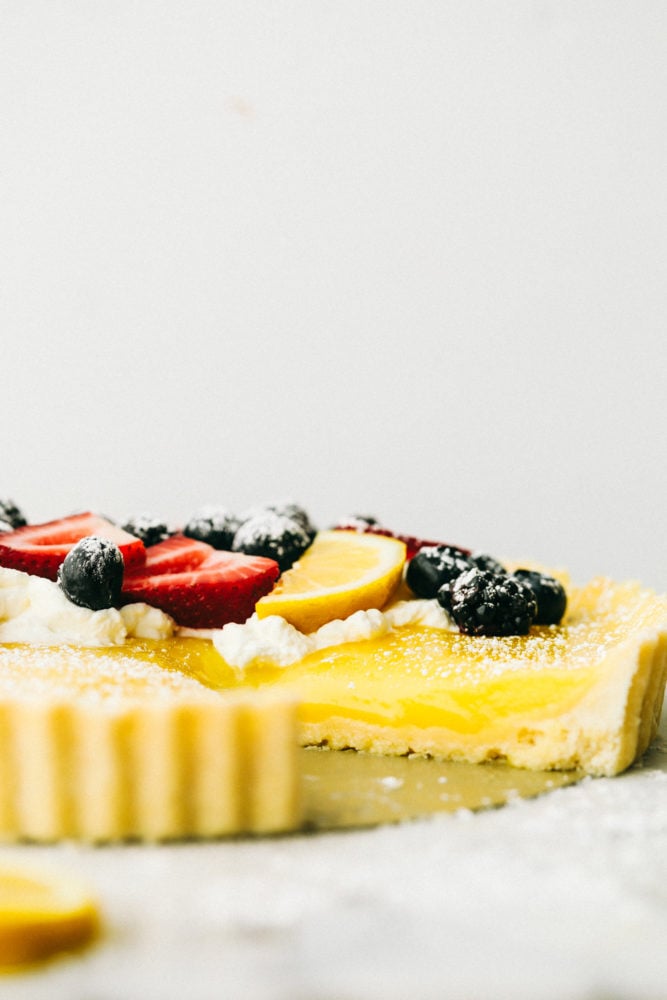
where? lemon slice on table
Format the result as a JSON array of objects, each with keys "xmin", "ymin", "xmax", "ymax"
[
  {"xmin": 255, "ymin": 530, "xmax": 406, "ymax": 633},
  {"xmin": 0, "ymin": 866, "xmax": 99, "ymax": 968}
]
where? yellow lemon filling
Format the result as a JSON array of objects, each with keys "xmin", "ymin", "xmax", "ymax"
[{"xmin": 206, "ymin": 576, "xmax": 667, "ymax": 776}]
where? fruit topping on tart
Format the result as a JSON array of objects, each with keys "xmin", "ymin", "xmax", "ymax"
[{"xmin": 0, "ymin": 513, "xmax": 145, "ymax": 580}]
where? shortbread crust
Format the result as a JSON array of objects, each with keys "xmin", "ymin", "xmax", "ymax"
[{"xmin": 0, "ymin": 642, "xmax": 300, "ymax": 842}]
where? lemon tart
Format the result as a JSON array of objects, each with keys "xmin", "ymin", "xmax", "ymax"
[{"xmin": 0, "ymin": 502, "xmax": 665, "ymax": 842}]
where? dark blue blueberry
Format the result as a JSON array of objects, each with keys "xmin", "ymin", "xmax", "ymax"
[
  {"xmin": 57, "ymin": 536, "xmax": 124, "ymax": 611},
  {"xmin": 0, "ymin": 500, "xmax": 27, "ymax": 529},
  {"xmin": 512, "ymin": 570, "xmax": 567, "ymax": 625},
  {"xmin": 406, "ymin": 545, "xmax": 474, "ymax": 599},
  {"xmin": 183, "ymin": 506, "xmax": 240, "ymax": 550},
  {"xmin": 232, "ymin": 512, "xmax": 311, "ymax": 572},
  {"xmin": 121, "ymin": 513, "xmax": 175, "ymax": 548}
]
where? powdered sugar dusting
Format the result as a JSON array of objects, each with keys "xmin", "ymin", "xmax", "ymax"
[{"xmin": 0, "ymin": 643, "xmax": 219, "ymax": 708}]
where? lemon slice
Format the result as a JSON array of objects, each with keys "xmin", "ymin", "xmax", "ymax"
[
  {"xmin": 255, "ymin": 530, "xmax": 406, "ymax": 633},
  {"xmin": 0, "ymin": 866, "xmax": 99, "ymax": 967}
]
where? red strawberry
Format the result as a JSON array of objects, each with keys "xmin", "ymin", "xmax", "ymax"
[
  {"xmin": 124, "ymin": 534, "xmax": 212, "ymax": 578},
  {"xmin": 332, "ymin": 518, "xmax": 470, "ymax": 560},
  {"xmin": 0, "ymin": 512, "xmax": 146, "ymax": 581},
  {"xmin": 122, "ymin": 543, "xmax": 280, "ymax": 628}
]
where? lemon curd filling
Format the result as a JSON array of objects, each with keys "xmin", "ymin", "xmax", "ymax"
[{"xmin": 202, "ymin": 576, "xmax": 667, "ymax": 776}]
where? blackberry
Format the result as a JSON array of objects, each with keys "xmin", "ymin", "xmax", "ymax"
[
  {"xmin": 183, "ymin": 506, "xmax": 240, "ymax": 550},
  {"xmin": 470, "ymin": 552, "xmax": 506, "ymax": 575},
  {"xmin": 446, "ymin": 568, "xmax": 537, "ymax": 637},
  {"xmin": 232, "ymin": 512, "xmax": 311, "ymax": 572},
  {"xmin": 512, "ymin": 569, "xmax": 567, "ymax": 625},
  {"xmin": 406, "ymin": 545, "xmax": 472, "ymax": 599},
  {"xmin": 0, "ymin": 499, "xmax": 27, "ymax": 529},
  {"xmin": 121, "ymin": 513, "xmax": 175, "ymax": 548},
  {"xmin": 57, "ymin": 536, "xmax": 124, "ymax": 611}
]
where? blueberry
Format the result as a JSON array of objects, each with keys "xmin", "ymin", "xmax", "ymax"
[
  {"xmin": 240, "ymin": 501, "xmax": 316, "ymax": 542},
  {"xmin": 183, "ymin": 506, "xmax": 240, "ymax": 550},
  {"xmin": 58, "ymin": 536, "xmax": 124, "ymax": 611},
  {"xmin": 232, "ymin": 512, "xmax": 311, "ymax": 572},
  {"xmin": 445, "ymin": 568, "xmax": 537, "ymax": 636},
  {"xmin": 0, "ymin": 500, "xmax": 27, "ymax": 529},
  {"xmin": 512, "ymin": 569, "xmax": 567, "ymax": 625},
  {"xmin": 121, "ymin": 513, "xmax": 175, "ymax": 548},
  {"xmin": 406, "ymin": 545, "xmax": 474, "ymax": 599}
]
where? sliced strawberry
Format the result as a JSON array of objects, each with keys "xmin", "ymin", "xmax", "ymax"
[
  {"xmin": 370, "ymin": 528, "xmax": 471, "ymax": 560},
  {"xmin": 122, "ymin": 549, "xmax": 280, "ymax": 628},
  {"xmin": 124, "ymin": 534, "xmax": 213, "ymax": 579},
  {"xmin": 332, "ymin": 518, "xmax": 470, "ymax": 560},
  {"xmin": 0, "ymin": 513, "xmax": 146, "ymax": 581}
]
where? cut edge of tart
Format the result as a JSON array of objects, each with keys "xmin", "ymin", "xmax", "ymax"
[
  {"xmin": 0, "ymin": 642, "xmax": 301, "ymax": 842},
  {"xmin": 213, "ymin": 577, "xmax": 667, "ymax": 778}
]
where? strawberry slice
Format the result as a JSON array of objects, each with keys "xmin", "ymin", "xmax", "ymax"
[
  {"xmin": 124, "ymin": 534, "xmax": 212, "ymax": 578},
  {"xmin": 0, "ymin": 513, "xmax": 146, "ymax": 581},
  {"xmin": 332, "ymin": 518, "xmax": 470, "ymax": 560},
  {"xmin": 122, "ymin": 543, "xmax": 280, "ymax": 628}
]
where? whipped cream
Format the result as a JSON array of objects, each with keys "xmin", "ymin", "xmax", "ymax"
[
  {"xmin": 212, "ymin": 599, "xmax": 454, "ymax": 673},
  {"xmin": 0, "ymin": 567, "xmax": 174, "ymax": 645}
]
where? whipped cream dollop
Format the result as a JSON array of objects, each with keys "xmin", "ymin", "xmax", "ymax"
[
  {"xmin": 0, "ymin": 567, "xmax": 174, "ymax": 645},
  {"xmin": 212, "ymin": 599, "xmax": 454, "ymax": 673}
]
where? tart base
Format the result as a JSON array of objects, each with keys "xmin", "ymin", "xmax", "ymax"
[{"xmin": 0, "ymin": 643, "xmax": 301, "ymax": 842}]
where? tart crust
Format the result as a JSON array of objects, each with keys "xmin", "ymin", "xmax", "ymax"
[{"xmin": 0, "ymin": 643, "xmax": 300, "ymax": 842}]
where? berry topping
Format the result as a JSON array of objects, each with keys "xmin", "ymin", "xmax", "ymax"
[
  {"xmin": 333, "ymin": 514, "xmax": 381, "ymax": 531},
  {"xmin": 405, "ymin": 545, "xmax": 473, "ymax": 599},
  {"xmin": 0, "ymin": 513, "xmax": 145, "ymax": 581},
  {"xmin": 470, "ymin": 552, "xmax": 506, "ymax": 575},
  {"xmin": 512, "ymin": 569, "xmax": 567, "ymax": 625},
  {"xmin": 122, "ymin": 539, "xmax": 280, "ymax": 628},
  {"xmin": 120, "ymin": 514, "xmax": 175, "ymax": 548},
  {"xmin": 332, "ymin": 516, "xmax": 469, "ymax": 560},
  {"xmin": 0, "ymin": 499, "xmax": 27, "ymax": 530},
  {"xmin": 232, "ymin": 513, "xmax": 311, "ymax": 572},
  {"xmin": 183, "ymin": 506, "xmax": 240, "ymax": 550},
  {"xmin": 443, "ymin": 568, "xmax": 537, "ymax": 636},
  {"xmin": 240, "ymin": 501, "xmax": 316, "ymax": 542},
  {"xmin": 57, "ymin": 536, "xmax": 125, "ymax": 611},
  {"xmin": 127, "ymin": 533, "xmax": 212, "ymax": 575}
]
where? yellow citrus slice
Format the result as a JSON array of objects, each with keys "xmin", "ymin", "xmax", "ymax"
[
  {"xmin": 0, "ymin": 866, "xmax": 99, "ymax": 967},
  {"xmin": 255, "ymin": 530, "xmax": 406, "ymax": 633}
]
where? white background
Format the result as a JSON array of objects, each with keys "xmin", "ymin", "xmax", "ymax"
[{"xmin": 2, "ymin": 1, "xmax": 666, "ymax": 589}]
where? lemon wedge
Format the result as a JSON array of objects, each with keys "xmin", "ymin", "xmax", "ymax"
[
  {"xmin": 0, "ymin": 866, "xmax": 99, "ymax": 967},
  {"xmin": 255, "ymin": 530, "xmax": 406, "ymax": 633}
]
